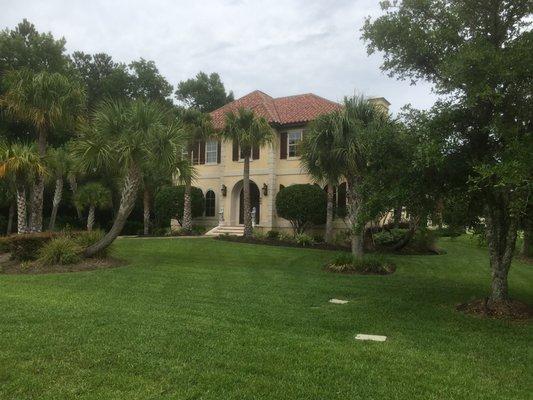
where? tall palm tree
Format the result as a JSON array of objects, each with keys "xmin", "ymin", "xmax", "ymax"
[
  {"xmin": 0, "ymin": 142, "xmax": 47, "ymax": 234},
  {"xmin": 331, "ymin": 95, "xmax": 390, "ymax": 258},
  {"xmin": 178, "ymin": 108, "xmax": 213, "ymax": 234},
  {"xmin": 219, "ymin": 108, "xmax": 274, "ymax": 237},
  {"xmin": 74, "ymin": 182, "xmax": 112, "ymax": 231},
  {"xmin": 300, "ymin": 113, "xmax": 344, "ymax": 244},
  {"xmin": 46, "ymin": 146, "xmax": 71, "ymax": 231},
  {"xmin": 1, "ymin": 69, "xmax": 85, "ymax": 232},
  {"xmin": 72, "ymin": 99, "xmax": 187, "ymax": 256}
]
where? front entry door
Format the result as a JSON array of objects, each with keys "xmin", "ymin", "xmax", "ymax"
[{"xmin": 239, "ymin": 184, "xmax": 260, "ymax": 224}]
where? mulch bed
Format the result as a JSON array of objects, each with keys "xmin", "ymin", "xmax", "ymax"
[
  {"xmin": 324, "ymin": 263, "xmax": 397, "ymax": 275},
  {"xmin": 0, "ymin": 253, "xmax": 126, "ymax": 275},
  {"xmin": 456, "ymin": 298, "xmax": 532, "ymax": 321}
]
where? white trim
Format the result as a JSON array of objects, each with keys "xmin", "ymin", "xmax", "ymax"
[{"xmin": 287, "ymin": 129, "xmax": 303, "ymax": 158}]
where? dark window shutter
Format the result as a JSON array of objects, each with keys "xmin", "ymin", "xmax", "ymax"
[
  {"xmin": 217, "ymin": 141, "xmax": 221, "ymax": 164},
  {"xmin": 280, "ymin": 132, "xmax": 287, "ymax": 159},
  {"xmin": 252, "ymin": 145, "xmax": 259, "ymax": 160},
  {"xmin": 199, "ymin": 141, "xmax": 206, "ymax": 164},
  {"xmin": 191, "ymin": 142, "xmax": 198, "ymax": 164},
  {"xmin": 232, "ymin": 140, "xmax": 239, "ymax": 161}
]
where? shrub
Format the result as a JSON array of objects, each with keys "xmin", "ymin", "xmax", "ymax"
[
  {"xmin": 154, "ymin": 186, "xmax": 205, "ymax": 228},
  {"xmin": 0, "ymin": 237, "xmax": 8, "ymax": 254},
  {"xmin": 191, "ymin": 225, "xmax": 207, "ymax": 235},
  {"xmin": 74, "ymin": 230, "xmax": 110, "ymax": 258},
  {"xmin": 253, "ymin": 230, "xmax": 268, "ymax": 240},
  {"xmin": 410, "ymin": 229, "xmax": 437, "ymax": 252},
  {"xmin": 295, "ymin": 233, "xmax": 315, "ymax": 247},
  {"xmin": 275, "ymin": 184, "xmax": 326, "ymax": 234},
  {"xmin": 312, "ymin": 233, "xmax": 324, "ymax": 243},
  {"xmin": 327, "ymin": 253, "xmax": 395, "ymax": 275},
  {"xmin": 333, "ymin": 230, "xmax": 350, "ymax": 246},
  {"xmin": 266, "ymin": 230, "xmax": 279, "ymax": 240},
  {"xmin": 38, "ymin": 237, "xmax": 82, "ymax": 266},
  {"xmin": 4, "ymin": 232, "xmax": 59, "ymax": 261},
  {"xmin": 277, "ymin": 231, "xmax": 293, "ymax": 242}
]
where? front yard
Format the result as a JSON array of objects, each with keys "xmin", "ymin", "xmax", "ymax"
[{"xmin": 0, "ymin": 237, "xmax": 531, "ymax": 399}]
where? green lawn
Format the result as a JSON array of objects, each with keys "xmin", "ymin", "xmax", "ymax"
[{"xmin": 0, "ymin": 237, "xmax": 531, "ymax": 399}]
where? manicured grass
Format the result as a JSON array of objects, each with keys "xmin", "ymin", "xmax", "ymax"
[{"xmin": 0, "ymin": 236, "xmax": 531, "ymax": 399}]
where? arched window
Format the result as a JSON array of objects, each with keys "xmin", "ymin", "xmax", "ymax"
[{"xmin": 205, "ymin": 190, "xmax": 216, "ymax": 217}]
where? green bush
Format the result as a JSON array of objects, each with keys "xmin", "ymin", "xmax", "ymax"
[
  {"xmin": 4, "ymin": 232, "xmax": 59, "ymax": 261},
  {"xmin": 411, "ymin": 229, "xmax": 437, "ymax": 252},
  {"xmin": 277, "ymin": 231, "xmax": 294, "ymax": 242},
  {"xmin": 312, "ymin": 233, "xmax": 324, "ymax": 243},
  {"xmin": 74, "ymin": 230, "xmax": 110, "ymax": 258},
  {"xmin": 0, "ymin": 237, "xmax": 8, "ymax": 254},
  {"xmin": 191, "ymin": 225, "xmax": 207, "ymax": 235},
  {"xmin": 294, "ymin": 233, "xmax": 315, "ymax": 247},
  {"xmin": 275, "ymin": 184, "xmax": 326, "ymax": 234},
  {"xmin": 253, "ymin": 230, "xmax": 268, "ymax": 240},
  {"xmin": 266, "ymin": 230, "xmax": 279, "ymax": 240},
  {"xmin": 327, "ymin": 253, "xmax": 395, "ymax": 275},
  {"xmin": 38, "ymin": 237, "xmax": 82, "ymax": 266},
  {"xmin": 154, "ymin": 186, "xmax": 205, "ymax": 228},
  {"xmin": 333, "ymin": 230, "xmax": 350, "ymax": 246}
]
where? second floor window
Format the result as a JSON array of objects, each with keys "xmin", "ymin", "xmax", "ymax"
[
  {"xmin": 288, "ymin": 130, "xmax": 302, "ymax": 158},
  {"xmin": 206, "ymin": 140, "xmax": 218, "ymax": 164}
]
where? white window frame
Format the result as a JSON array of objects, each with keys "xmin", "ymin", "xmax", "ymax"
[
  {"xmin": 287, "ymin": 129, "xmax": 303, "ymax": 159},
  {"xmin": 238, "ymin": 145, "xmax": 255, "ymax": 162},
  {"xmin": 205, "ymin": 140, "xmax": 218, "ymax": 164}
]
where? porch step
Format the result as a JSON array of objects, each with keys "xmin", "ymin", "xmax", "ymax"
[{"xmin": 205, "ymin": 225, "xmax": 245, "ymax": 237}]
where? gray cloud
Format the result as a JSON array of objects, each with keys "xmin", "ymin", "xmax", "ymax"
[{"xmin": 1, "ymin": 0, "xmax": 438, "ymax": 113}]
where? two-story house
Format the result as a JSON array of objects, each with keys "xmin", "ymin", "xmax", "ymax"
[{"xmin": 183, "ymin": 90, "xmax": 390, "ymax": 235}]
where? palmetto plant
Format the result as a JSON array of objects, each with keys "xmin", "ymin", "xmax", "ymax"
[
  {"xmin": 300, "ymin": 113, "xmax": 344, "ymax": 244},
  {"xmin": 74, "ymin": 182, "xmax": 112, "ymax": 231},
  {"xmin": 46, "ymin": 146, "xmax": 71, "ymax": 231},
  {"xmin": 0, "ymin": 69, "xmax": 85, "ymax": 232},
  {"xmin": 72, "ymin": 99, "xmax": 187, "ymax": 256},
  {"xmin": 0, "ymin": 142, "xmax": 47, "ymax": 234},
  {"xmin": 219, "ymin": 108, "xmax": 274, "ymax": 237},
  {"xmin": 178, "ymin": 108, "xmax": 213, "ymax": 234}
]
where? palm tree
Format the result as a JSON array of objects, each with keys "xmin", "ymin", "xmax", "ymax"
[
  {"xmin": 300, "ymin": 113, "xmax": 344, "ymax": 244},
  {"xmin": 0, "ymin": 142, "xmax": 47, "ymax": 234},
  {"xmin": 178, "ymin": 108, "xmax": 213, "ymax": 234},
  {"xmin": 0, "ymin": 69, "xmax": 85, "ymax": 232},
  {"xmin": 46, "ymin": 147, "xmax": 71, "ymax": 231},
  {"xmin": 74, "ymin": 182, "xmax": 112, "ymax": 231},
  {"xmin": 72, "ymin": 99, "xmax": 187, "ymax": 256},
  {"xmin": 331, "ymin": 95, "xmax": 390, "ymax": 258},
  {"xmin": 219, "ymin": 108, "xmax": 274, "ymax": 237}
]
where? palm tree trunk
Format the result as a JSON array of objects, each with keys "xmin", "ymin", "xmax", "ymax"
[
  {"xmin": 87, "ymin": 205, "xmax": 95, "ymax": 231},
  {"xmin": 143, "ymin": 188, "xmax": 150, "ymax": 235},
  {"xmin": 84, "ymin": 164, "xmax": 141, "ymax": 257},
  {"xmin": 16, "ymin": 187, "xmax": 27, "ymax": 234},
  {"xmin": 7, "ymin": 201, "xmax": 15, "ymax": 235},
  {"xmin": 182, "ymin": 180, "xmax": 192, "ymax": 233},
  {"xmin": 346, "ymin": 179, "xmax": 364, "ymax": 258},
  {"xmin": 68, "ymin": 175, "xmax": 83, "ymax": 221},
  {"xmin": 48, "ymin": 177, "xmax": 63, "ymax": 231},
  {"xmin": 28, "ymin": 177, "xmax": 44, "ymax": 232},
  {"xmin": 29, "ymin": 128, "xmax": 47, "ymax": 233},
  {"xmin": 485, "ymin": 203, "xmax": 519, "ymax": 303},
  {"xmin": 243, "ymin": 155, "xmax": 252, "ymax": 237},
  {"xmin": 325, "ymin": 184, "xmax": 334, "ymax": 244}
]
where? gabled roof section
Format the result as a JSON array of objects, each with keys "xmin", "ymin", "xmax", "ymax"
[{"xmin": 210, "ymin": 90, "xmax": 342, "ymax": 130}]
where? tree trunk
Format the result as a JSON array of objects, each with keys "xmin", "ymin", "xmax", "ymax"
[
  {"xmin": 84, "ymin": 164, "xmax": 141, "ymax": 257},
  {"xmin": 16, "ymin": 187, "xmax": 27, "ymax": 234},
  {"xmin": 243, "ymin": 155, "xmax": 252, "ymax": 237},
  {"xmin": 7, "ymin": 201, "xmax": 14, "ymax": 235},
  {"xmin": 522, "ymin": 206, "xmax": 532, "ymax": 258},
  {"xmin": 392, "ymin": 215, "xmax": 420, "ymax": 251},
  {"xmin": 48, "ymin": 177, "xmax": 63, "ymax": 231},
  {"xmin": 182, "ymin": 180, "xmax": 192, "ymax": 233},
  {"xmin": 87, "ymin": 205, "xmax": 95, "ymax": 231},
  {"xmin": 346, "ymin": 179, "xmax": 364, "ymax": 258},
  {"xmin": 485, "ymin": 204, "xmax": 518, "ymax": 303},
  {"xmin": 29, "ymin": 128, "xmax": 47, "ymax": 233},
  {"xmin": 68, "ymin": 175, "xmax": 83, "ymax": 221},
  {"xmin": 325, "ymin": 184, "xmax": 334, "ymax": 244},
  {"xmin": 393, "ymin": 206, "xmax": 402, "ymax": 228},
  {"xmin": 143, "ymin": 188, "xmax": 150, "ymax": 235}
]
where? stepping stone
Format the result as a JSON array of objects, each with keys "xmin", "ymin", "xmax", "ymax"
[
  {"xmin": 329, "ymin": 299, "xmax": 349, "ymax": 304},
  {"xmin": 355, "ymin": 334, "xmax": 387, "ymax": 342}
]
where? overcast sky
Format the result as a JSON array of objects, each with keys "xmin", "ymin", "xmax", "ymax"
[{"xmin": 2, "ymin": 0, "xmax": 438, "ymax": 114}]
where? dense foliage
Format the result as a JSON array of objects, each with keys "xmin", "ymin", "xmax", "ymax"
[
  {"xmin": 154, "ymin": 186, "xmax": 205, "ymax": 227},
  {"xmin": 275, "ymin": 184, "xmax": 327, "ymax": 234}
]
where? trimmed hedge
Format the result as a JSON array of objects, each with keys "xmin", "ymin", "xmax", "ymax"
[
  {"xmin": 154, "ymin": 185, "xmax": 205, "ymax": 228},
  {"xmin": 275, "ymin": 184, "xmax": 326, "ymax": 234},
  {"xmin": 4, "ymin": 232, "xmax": 60, "ymax": 261}
]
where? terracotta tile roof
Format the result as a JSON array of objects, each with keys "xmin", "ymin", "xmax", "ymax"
[{"xmin": 210, "ymin": 90, "xmax": 342, "ymax": 130}]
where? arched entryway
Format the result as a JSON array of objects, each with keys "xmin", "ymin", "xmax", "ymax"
[{"xmin": 239, "ymin": 182, "xmax": 260, "ymax": 224}]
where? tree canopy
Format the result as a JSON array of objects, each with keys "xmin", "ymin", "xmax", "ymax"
[{"xmin": 175, "ymin": 71, "xmax": 234, "ymax": 112}]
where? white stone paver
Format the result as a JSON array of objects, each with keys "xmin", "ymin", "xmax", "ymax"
[
  {"xmin": 355, "ymin": 334, "xmax": 387, "ymax": 342},
  {"xmin": 329, "ymin": 299, "xmax": 349, "ymax": 304}
]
